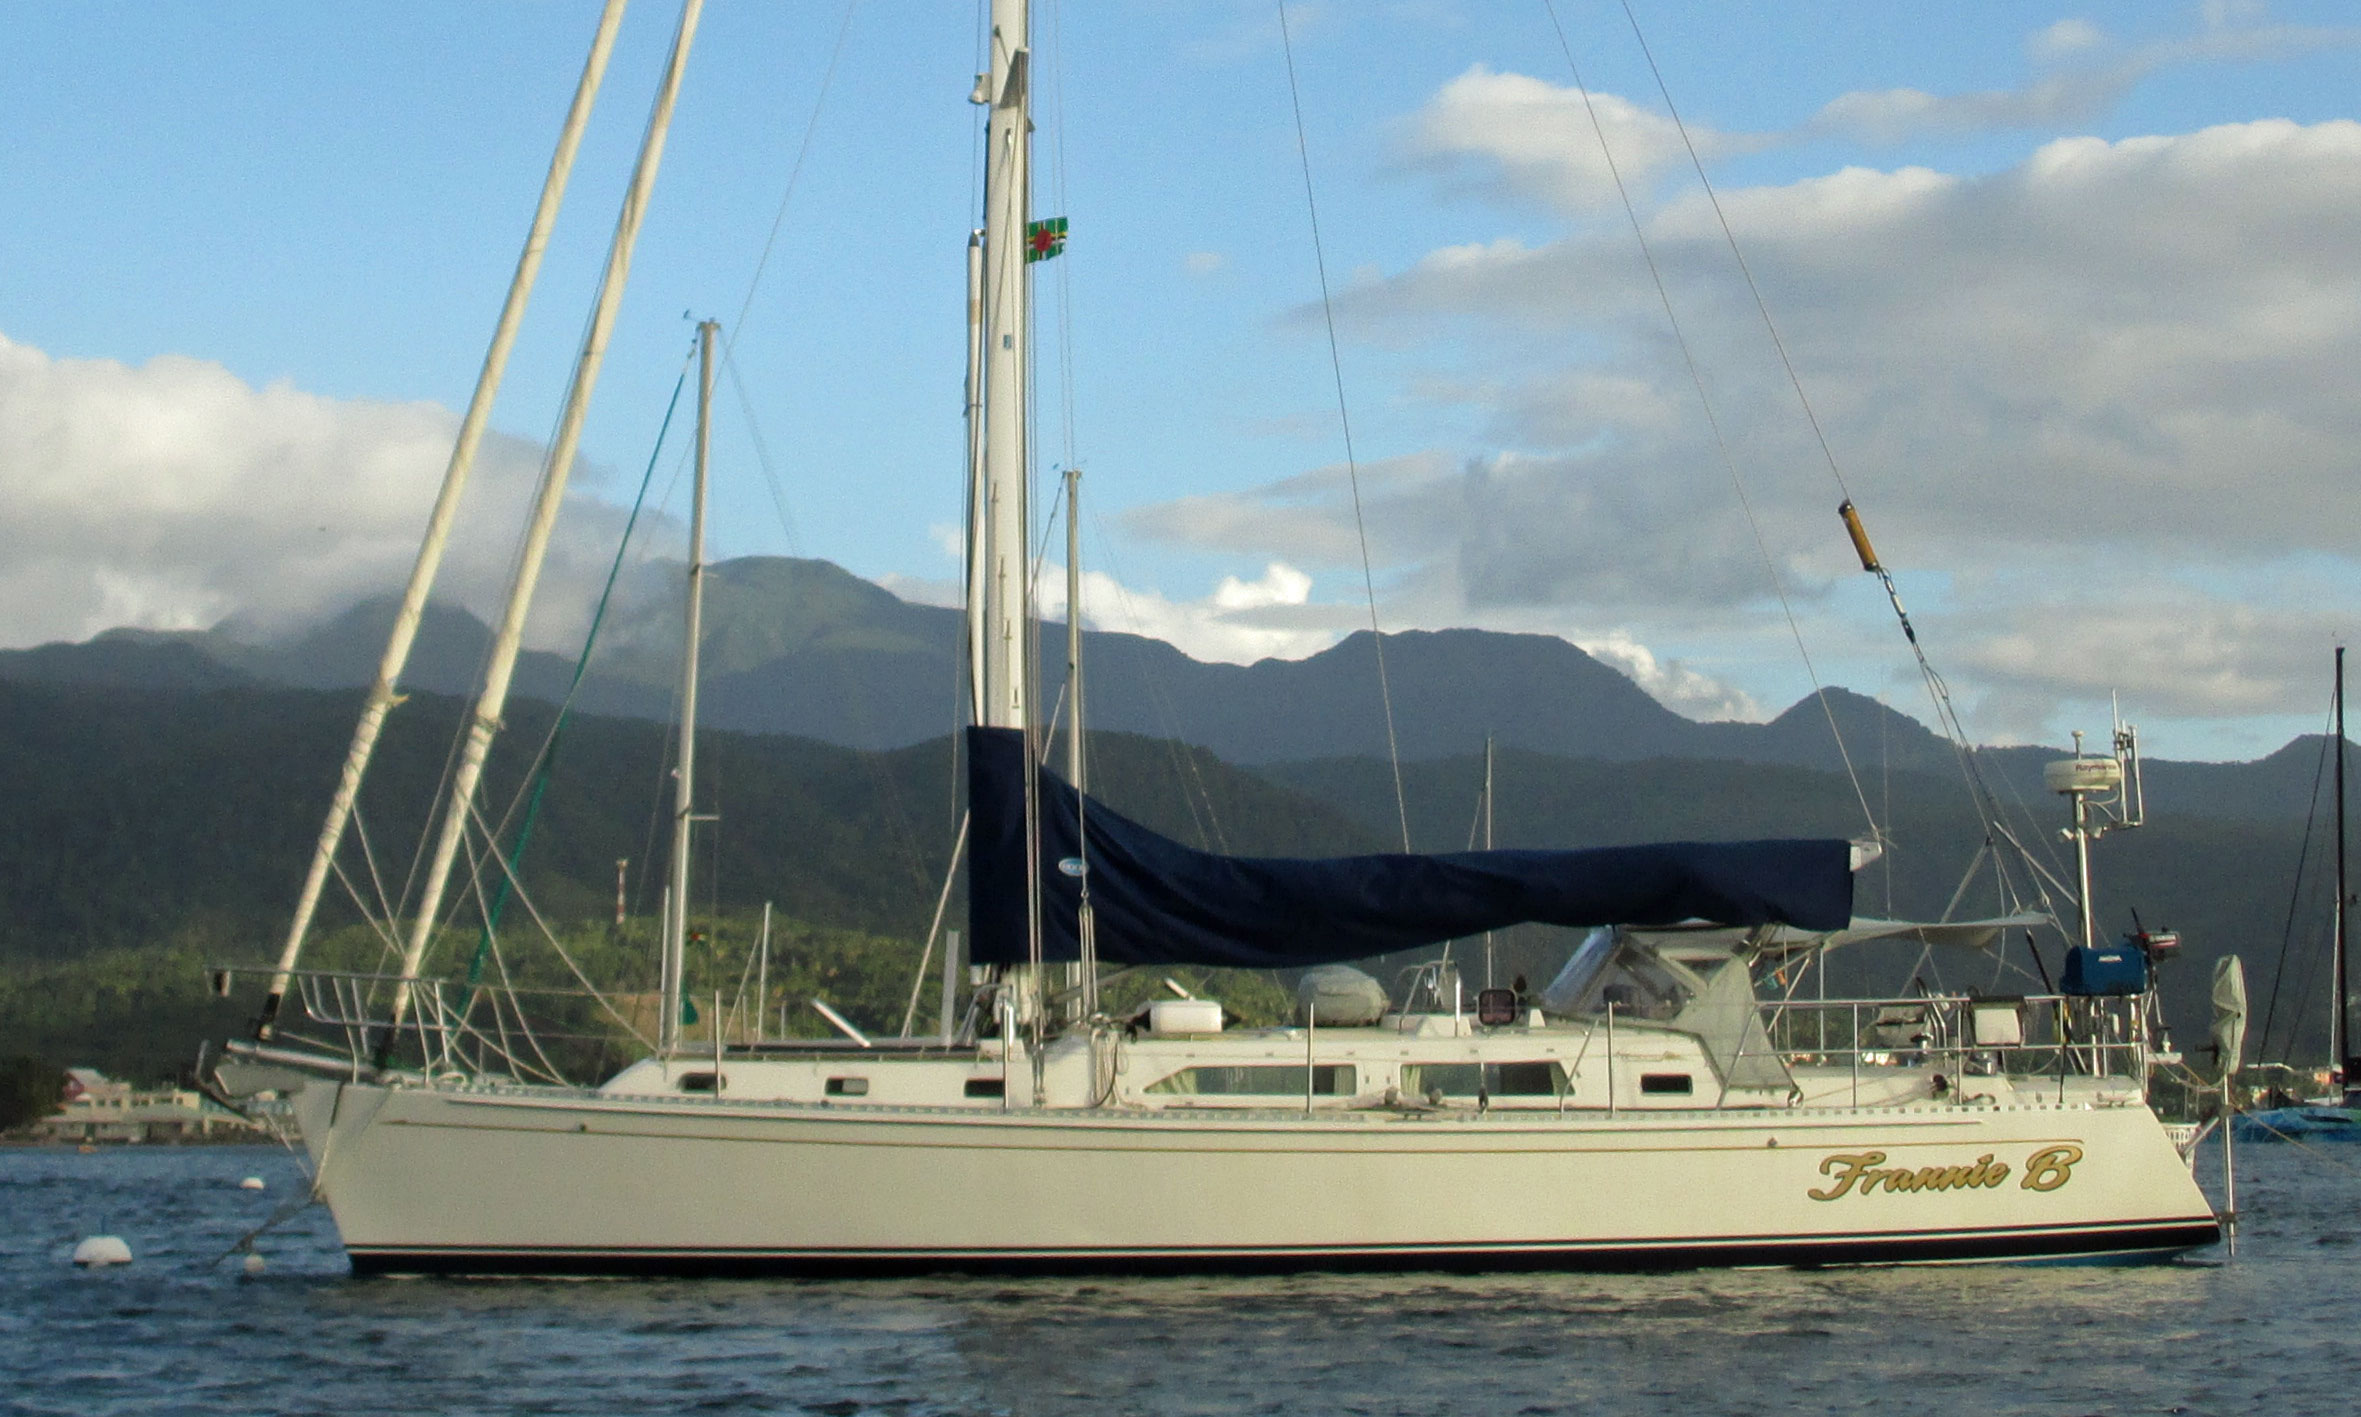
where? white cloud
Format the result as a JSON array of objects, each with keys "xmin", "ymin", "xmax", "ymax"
[
  {"xmin": 2030, "ymin": 19, "xmax": 2107, "ymax": 63},
  {"xmin": 1123, "ymin": 451, "xmax": 1459, "ymax": 573},
  {"xmin": 1126, "ymin": 113, "xmax": 2361, "ymax": 738},
  {"xmin": 1812, "ymin": 13, "xmax": 2361, "ymax": 143},
  {"xmin": 1184, "ymin": 251, "xmax": 1226, "ymax": 275},
  {"xmin": 1573, "ymin": 629, "xmax": 1765, "ymax": 722},
  {"xmin": 1057, "ymin": 561, "xmax": 1342, "ymax": 664},
  {"xmin": 2203, "ymin": 0, "xmax": 2267, "ymax": 30},
  {"xmin": 0, "ymin": 333, "xmax": 638, "ymax": 650},
  {"xmin": 883, "ymin": 559, "xmax": 1345, "ymax": 666},
  {"xmin": 1404, "ymin": 67, "xmax": 1761, "ymax": 213},
  {"xmin": 1809, "ymin": 76, "xmax": 2130, "ymax": 145},
  {"xmin": 1942, "ymin": 583, "xmax": 2356, "ymax": 737}
]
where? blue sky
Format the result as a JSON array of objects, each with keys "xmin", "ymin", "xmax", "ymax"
[{"xmin": 2, "ymin": 1, "xmax": 2357, "ymax": 763}]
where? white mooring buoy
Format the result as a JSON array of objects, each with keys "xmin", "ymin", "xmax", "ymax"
[
  {"xmin": 238, "ymin": 1177, "xmax": 265, "ymax": 1192},
  {"xmin": 241, "ymin": 1252, "xmax": 267, "ymax": 1276},
  {"xmin": 72, "ymin": 1235, "xmax": 133, "ymax": 1268}
]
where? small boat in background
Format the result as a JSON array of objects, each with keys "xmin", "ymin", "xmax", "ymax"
[{"xmin": 2237, "ymin": 645, "xmax": 2361, "ymax": 1143}]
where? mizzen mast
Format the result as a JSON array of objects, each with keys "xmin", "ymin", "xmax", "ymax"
[{"xmin": 661, "ymin": 320, "xmax": 719, "ymax": 1056}]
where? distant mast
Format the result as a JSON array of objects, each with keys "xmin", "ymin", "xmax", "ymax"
[{"xmin": 2339, "ymin": 646, "xmax": 2355, "ymax": 1098}]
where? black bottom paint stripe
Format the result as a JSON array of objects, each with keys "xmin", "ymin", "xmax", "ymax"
[{"xmin": 349, "ymin": 1219, "xmax": 2222, "ymax": 1277}]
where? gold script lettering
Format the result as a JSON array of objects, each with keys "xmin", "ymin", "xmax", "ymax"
[
  {"xmin": 1808, "ymin": 1151, "xmax": 2013, "ymax": 1200},
  {"xmin": 2021, "ymin": 1144, "xmax": 2082, "ymax": 1192},
  {"xmin": 1809, "ymin": 1151, "xmax": 1885, "ymax": 1200}
]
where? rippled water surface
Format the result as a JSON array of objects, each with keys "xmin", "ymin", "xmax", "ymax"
[{"xmin": 3, "ymin": 1142, "xmax": 2355, "ymax": 1416}]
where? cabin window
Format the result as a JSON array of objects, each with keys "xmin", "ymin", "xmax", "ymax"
[
  {"xmin": 1639, "ymin": 1073, "xmax": 1694, "ymax": 1095},
  {"xmin": 1144, "ymin": 1065, "xmax": 1355, "ymax": 1096},
  {"xmin": 1400, "ymin": 1062, "xmax": 1564, "ymax": 1099},
  {"xmin": 678, "ymin": 1072, "xmax": 721, "ymax": 1093},
  {"xmin": 825, "ymin": 1077, "xmax": 869, "ymax": 1097},
  {"xmin": 964, "ymin": 1078, "xmax": 1005, "ymax": 1099}
]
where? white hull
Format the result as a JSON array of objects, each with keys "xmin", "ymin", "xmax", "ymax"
[{"xmin": 296, "ymin": 1081, "xmax": 2217, "ymax": 1274}]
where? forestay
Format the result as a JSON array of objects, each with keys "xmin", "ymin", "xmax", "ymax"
[{"xmin": 966, "ymin": 726, "xmax": 1855, "ymax": 968}]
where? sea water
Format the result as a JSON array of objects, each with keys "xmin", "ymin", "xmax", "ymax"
[{"xmin": 1, "ymin": 1141, "xmax": 2353, "ymax": 1417}]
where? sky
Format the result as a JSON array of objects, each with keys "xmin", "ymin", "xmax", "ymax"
[{"xmin": 1, "ymin": 0, "xmax": 2356, "ymax": 763}]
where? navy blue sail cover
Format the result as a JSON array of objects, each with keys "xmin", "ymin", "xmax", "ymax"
[{"xmin": 966, "ymin": 727, "xmax": 1854, "ymax": 968}]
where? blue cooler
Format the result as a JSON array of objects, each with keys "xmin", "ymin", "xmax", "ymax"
[{"xmin": 2061, "ymin": 944, "xmax": 2148, "ymax": 996}]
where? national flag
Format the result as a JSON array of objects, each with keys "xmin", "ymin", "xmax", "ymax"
[{"xmin": 1025, "ymin": 217, "xmax": 1068, "ymax": 263}]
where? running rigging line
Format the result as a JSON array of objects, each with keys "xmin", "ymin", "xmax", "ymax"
[
  {"xmin": 1275, "ymin": 0, "xmax": 1413, "ymax": 852},
  {"xmin": 2256, "ymin": 694, "xmax": 2341, "ymax": 1063},
  {"xmin": 722, "ymin": 0, "xmax": 862, "ymax": 360},
  {"xmin": 461, "ymin": 346, "xmax": 698, "ymax": 989},
  {"xmin": 1537, "ymin": 0, "xmax": 1879, "ymax": 842},
  {"xmin": 1603, "ymin": 0, "xmax": 2065, "ymax": 906}
]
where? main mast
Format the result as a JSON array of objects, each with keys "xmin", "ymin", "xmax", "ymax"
[
  {"xmin": 974, "ymin": 0, "xmax": 1040, "ymax": 1033},
  {"xmin": 977, "ymin": 0, "xmax": 1031, "ymax": 736}
]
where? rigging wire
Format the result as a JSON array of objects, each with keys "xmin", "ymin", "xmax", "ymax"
[
  {"xmin": 462, "ymin": 347, "xmax": 698, "ymax": 987},
  {"xmin": 1077, "ymin": 507, "xmax": 1231, "ymax": 850},
  {"xmin": 719, "ymin": 352, "xmax": 804, "ymax": 552},
  {"xmin": 1605, "ymin": 0, "xmax": 2089, "ymax": 925},
  {"xmin": 706, "ymin": 0, "xmax": 945, "ymax": 929},
  {"xmin": 720, "ymin": 0, "xmax": 863, "ymax": 359},
  {"xmin": 2257, "ymin": 699, "xmax": 2339, "ymax": 1062},
  {"xmin": 716, "ymin": 345, "xmax": 932, "ymax": 898},
  {"xmin": 341, "ymin": 806, "xmax": 401, "ymax": 950},
  {"xmin": 1275, "ymin": 0, "xmax": 1413, "ymax": 853},
  {"xmin": 1044, "ymin": 0, "xmax": 1081, "ymax": 473},
  {"xmin": 1537, "ymin": 0, "xmax": 1877, "ymax": 842}
]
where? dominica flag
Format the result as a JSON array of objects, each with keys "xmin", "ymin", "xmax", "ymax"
[{"xmin": 1025, "ymin": 217, "xmax": 1068, "ymax": 263}]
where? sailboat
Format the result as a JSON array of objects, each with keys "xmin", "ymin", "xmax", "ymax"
[
  {"xmin": 208, "ymin": 0, "xmax": 2218, "ymax": 1272},
  {"xmin": 2237, "ymin": 645, "xmax": 2361, "ymax": 1141}
]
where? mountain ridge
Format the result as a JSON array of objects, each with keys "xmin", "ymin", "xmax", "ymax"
[{"xmin": 0, "ymin": 555, "xmax": 2328, "ymax": 819}]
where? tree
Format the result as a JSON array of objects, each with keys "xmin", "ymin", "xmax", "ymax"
[{"xmin": 0, "ymin": 1055, "xmax": 63, "ymax": 1131}]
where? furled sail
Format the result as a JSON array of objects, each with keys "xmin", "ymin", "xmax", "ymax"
[{"xmin": 966, "ymin": 727, "xmax": 1854, "ymax": 968}]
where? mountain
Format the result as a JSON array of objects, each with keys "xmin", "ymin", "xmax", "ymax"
[
  {"xmin": 0, "ymin": 676, "xmax": 1377, "ymax": 966},
  {"xmin": 0, "ymin": 556, "xmax": 2338, "ymax": 820},
  {"xmin": 0, "ymin": 556, "xmax": 2059, "ymax": 769}
]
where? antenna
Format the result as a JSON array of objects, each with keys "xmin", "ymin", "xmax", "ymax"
[{"xmin": 2044, "ymin": 707, "xmax": 2144, "ymax": 954}]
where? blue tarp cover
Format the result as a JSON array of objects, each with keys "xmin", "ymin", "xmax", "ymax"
[{"xmin": 966, "ymin": 727, "xmax": 1854, "ymax": 968}]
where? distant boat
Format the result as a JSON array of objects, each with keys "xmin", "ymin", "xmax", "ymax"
[
  {"xmin": 2238, "ymin": 646, "xmax": 2361, "ymax": 1142},
  {"xmin": 208, "ymin": 0, "xmax": 2218, "ymax": 1272}
]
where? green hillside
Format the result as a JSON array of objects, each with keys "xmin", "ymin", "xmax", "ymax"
[
  {"xmin": 0, "ymin": 679, "xmax": 1372, "ymax": 1079},
  {"xmin": 0, "ymin": 673, "xmax": 2329, "ymax": 1083}
]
